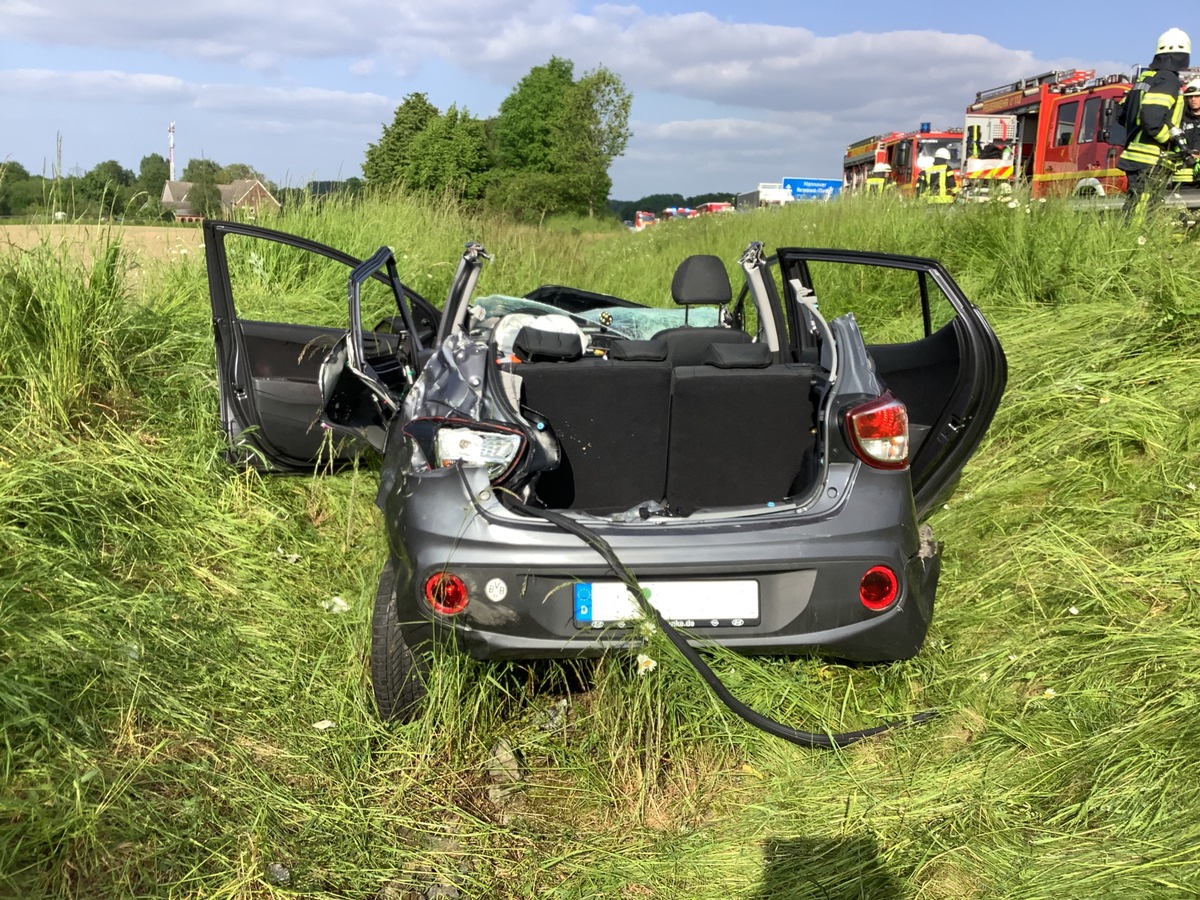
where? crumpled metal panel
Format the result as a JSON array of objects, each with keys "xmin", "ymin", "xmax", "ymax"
[{"xmin": 402, "ymin": 332, "xmax": 491, "ymax": 422}]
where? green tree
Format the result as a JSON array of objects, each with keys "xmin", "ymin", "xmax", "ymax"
[
  {"xmin": 218, "ymin": 162, "xmax": 265, "ymax": 183},
  {"xmin": 549, "ymin": 67, "xmax": 631, "ymax": 216},
  {"xmin": 487, "ymin": 58, "xmax": 631, "ymax": 220},
  {"xmin": 484, "ymin": 172, "xmax": 577, "ymax": 224},
  {"xmin": 77, "ymin": 160, "xmax": 135, "ymax": 213},
  {"xmin": 182, "ymin": 158, "xmax": 222, "ymax": 183},
  {"xmin": 0, "ymin": 161, "xmax": 39, "ymax": 216},
  {"xmin": 363, "ymin": 93, "xmax": 439, "ymax": 188},
  {"xmin": 188, "ymin": 176, "xmax": 222, "ymax": 218},
  {"xmin": 402, "ymin": 105, "xmax": 492, "ymax": 200},
  {"xmin": 1, "ymin": 161, "xmax": 30, "ymax": 182},
  {"xmin": 134, "ymin": 153, "xmax": 170, "ymax": 208},
  {"xmin": 609, "ymin": 193, "xmax": 686, "ymax": 222},
  {"xmin": 493, "ymin": 56, "xmax": 575, "ymax": 174}
]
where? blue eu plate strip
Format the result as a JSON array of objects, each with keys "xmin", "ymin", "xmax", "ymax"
[{"xmin": 574, "ymin": 583, "xmax": 593, "ymax": 624}]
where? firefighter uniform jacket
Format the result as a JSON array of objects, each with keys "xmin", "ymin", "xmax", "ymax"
[
  {"xmin": 917, "ymin": 165, "xmax": 956, "ymax": 203},
  {"xmin": 1119, "ymin": 67, "xmax": 1185, "ymax": 172},
  {"xmin": 865, "ymin": 175, "xmax": 895, "ymax": 194},
  {"xmin": 1172, "ymin": 107, "xmax": 1200, "ymax": 184}
]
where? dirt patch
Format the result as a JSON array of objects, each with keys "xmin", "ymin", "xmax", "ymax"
[{"xmin": 0, "ymin": 223, "xmax": 203, "ymax": 266}]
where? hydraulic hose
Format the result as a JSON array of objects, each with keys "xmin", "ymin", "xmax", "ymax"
[{"xmin": 511, "ymin": 499, "xmax": 938, "ymax": 750}]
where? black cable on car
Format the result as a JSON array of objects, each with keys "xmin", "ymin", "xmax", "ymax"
[{"xmin": 512, "ymin": 499, "xmax": 938, "ymax": 750}]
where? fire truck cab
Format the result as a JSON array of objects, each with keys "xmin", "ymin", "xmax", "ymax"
[
  {"xmin": 960, "ymin": 69, "xmax": 1132, "ymax": 200},
  {"xmin": 843, "ymin": 126, "xmax": 963, "ymax": 195}
]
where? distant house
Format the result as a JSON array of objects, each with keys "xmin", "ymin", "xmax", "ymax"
[{"xmin": 160, "ymin": 179, "xmax": 281, "ymax": 221}]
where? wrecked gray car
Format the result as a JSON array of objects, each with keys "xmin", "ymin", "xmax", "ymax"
[{"xmin": 205, "ymin": 221, "xmax": 1006, "ymax": 723}]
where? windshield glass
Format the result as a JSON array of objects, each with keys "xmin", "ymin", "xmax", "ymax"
[
  {"xmin": 470, "ymin": 293, "xmax": 719, "ymax": 341},
  {"xmin": 916, "ymin": 138, "xmax": 961, "ymax": 167}
]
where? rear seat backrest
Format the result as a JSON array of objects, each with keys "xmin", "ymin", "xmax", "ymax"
[
  {"xmin": 666, "ymin": 353, "xmax": 814, "ymax": 514},
  {"xmin": 518, "ymin": 357, "xmax": 672, "ymax": 513}
]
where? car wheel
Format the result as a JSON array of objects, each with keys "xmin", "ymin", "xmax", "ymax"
[{"xmin": 371, "ymin": 558, "xmax": 428, "ymax": 722}]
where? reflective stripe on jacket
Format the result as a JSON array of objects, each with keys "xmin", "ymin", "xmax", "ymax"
[
  {"xmin": 917, "ymin": 165, "xmax": 956, "ymax": 203},
  {"xmin": 1121, "ymin": 68, "xmax": 1185, "ymax": 169}
]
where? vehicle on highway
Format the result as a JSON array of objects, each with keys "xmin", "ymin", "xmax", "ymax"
[{"xmin": 205, "ymin": 220, "xmax": 1006, "ymax": 722}]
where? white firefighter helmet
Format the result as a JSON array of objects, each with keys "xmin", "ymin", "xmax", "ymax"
[
  {"xmin": 1156, "ymin": 28, "xmax": 1191, "ymax": 55},
  {"xmin": 1184, "ymin": 77, "xmax": 1200, "ymax": 96},
  {"xmin": 872, "ymin": 162, "xmax": 891, "ymax": 173},
  {"xmin": 934, "ymin": 147, "xmax": 952, "ymax": 161}
]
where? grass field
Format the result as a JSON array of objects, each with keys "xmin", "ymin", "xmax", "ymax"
[
  {"xmin": 2, "ymin": 194, "xmax": 1199, "ymax": 899},
  {"xmin": 0, "ymin": 223, "xmax": 203, "ymax": 264}
]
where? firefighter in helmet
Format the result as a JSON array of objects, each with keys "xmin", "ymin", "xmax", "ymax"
[
  {"xmin": 1118, "ymin": 28, "xmax": 1191, "ymax": 219},
  {"xmin": 865, "ymin": 163, "xmax": 896, "ymax": 195},
  {"xmin": 917, "ymin": 147, "xmax": 958, "ymax": 203},
  {"xmin": 1171, "ymin": 77, "xmax": 1200, "ymax": 188}
]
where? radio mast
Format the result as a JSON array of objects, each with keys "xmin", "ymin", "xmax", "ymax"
[{"xmin": 168, "ymin": 122, "xmax": 175, "ymax": 181}]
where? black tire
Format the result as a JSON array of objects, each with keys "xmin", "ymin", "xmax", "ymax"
[{"xmin": 370, "ymin": 559, "xmax": 428, "ymax": 722}]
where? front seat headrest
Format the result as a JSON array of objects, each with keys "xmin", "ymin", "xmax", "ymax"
[{"xmin": 671, "ymin": 254, "xmax": 732, "ymax": 305}]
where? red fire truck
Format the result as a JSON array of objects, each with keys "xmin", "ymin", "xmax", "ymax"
[
  {"xmin": 632, "ymin": 210, "xmax": 658, "ymax": 231},
  {"xmin": 843, "ymin": 126, "xmax": 964, "ymax": 195},
  {"xmin": 959, "ymin": 69, "xmax": 1132, "ymax": 200}
]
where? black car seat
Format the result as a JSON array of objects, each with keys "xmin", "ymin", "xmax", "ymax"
[{"xmin": 652, "ymin": 254, "xmax": 751, "ymax": 365}]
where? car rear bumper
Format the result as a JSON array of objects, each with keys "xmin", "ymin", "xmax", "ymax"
[{"xmin": 383, "ymin": 463, "xmax": 939, "ymax": 664}]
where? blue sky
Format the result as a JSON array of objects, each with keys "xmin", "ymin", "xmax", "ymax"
[{"xmin": 0, "ymin": 1, "xmax": 1165, "ymax": 199}]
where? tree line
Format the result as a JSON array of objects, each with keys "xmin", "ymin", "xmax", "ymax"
[
  {"xmin": 0, "ymin": 155, "xmax": 277, "ymax": 220},
  {"xmin": 607, "ymin": 192, "xmax": 738, "ymax": 223},
  {"xmin": 364, "ymin": 57, "xmax": 631, "ymax": 222}
]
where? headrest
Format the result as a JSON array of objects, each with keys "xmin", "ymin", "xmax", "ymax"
[
  {"xmin": 513, "ymin": 326, "xmax": 583, "ymax": 362},
  {"xmin": 608, "ymin": 339, "xmax": 668, "ymax": 361},
  {"xmin": 671, "ymin": 255, "xmax": 732, "ymax": 305},
  {"xmin": 702, "ymin": 342, "xmax": 770, "ymax": 368}
]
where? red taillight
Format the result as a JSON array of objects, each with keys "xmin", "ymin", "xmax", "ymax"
[
  {"xmin": 424, "ymin": 572, "xmax": 469, "ymax": 615},
  {"xmin": 859, "ymin": 565, "xmax": 899, "ymax": 610},
  {"xmin": 845, "ymin": 392, "xmax": 909, "ymax": 469}
]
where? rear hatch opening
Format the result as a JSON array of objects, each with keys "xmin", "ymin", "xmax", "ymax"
[{"xmin": 478, "ymin": 305, "xmax": 831, "ymax": 519}]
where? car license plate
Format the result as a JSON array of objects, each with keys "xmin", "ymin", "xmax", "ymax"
[{"xmin": 573, "ymin": 580, "xmax": 759, "ymax": 629}]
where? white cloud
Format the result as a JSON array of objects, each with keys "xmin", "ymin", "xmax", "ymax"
[
  {"xmin": 0, "ymin": 3, "xmax": 1127, "ymax": 122},
  {"xmin": 645, "ymin": 118, "xmax": 800, "ymax": 142},
  {"xmin": 0, "ymin": 68, "xmax": 194, "ymax": 102},
  {"xmin": 193, "ymin": 84, "xmax": 391, "ymax": 120},
  {"xmin": 0, "ymin": 0, "xmax": 562, "ymax": 67},
  {"xmin": 0, "ymin": 68, "xmax": 389, "ymax": 120}
]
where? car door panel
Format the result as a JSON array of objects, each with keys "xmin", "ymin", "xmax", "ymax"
[
  {"xmin": 776, "ymin": 248, "xmax": 1006, "ymax": 518},
  {"xmin": 867, "ymin": 319, "xmax": 960, "ymax": 427},
  {"xmin": 205, "ymin": 220, "xmax": 437, "ymax": 471}
]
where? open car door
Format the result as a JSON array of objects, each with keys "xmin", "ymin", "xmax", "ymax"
[
  {"xmin": 205, "ymin": 220, "xmax": 440, "ymax": 471},
  {"xmin": 776, "ymin": 248, "xmax": 1007, "ymax": 518}
]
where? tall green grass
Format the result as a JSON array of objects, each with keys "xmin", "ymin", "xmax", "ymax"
[{"xmin": 2, "ymin": 193, "xmax": 1199, "ymax": 897}]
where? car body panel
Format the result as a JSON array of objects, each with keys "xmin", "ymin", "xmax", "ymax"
[{"xmin": 380, "ymin": 458, "xmax": 937, "ymax": 662}]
